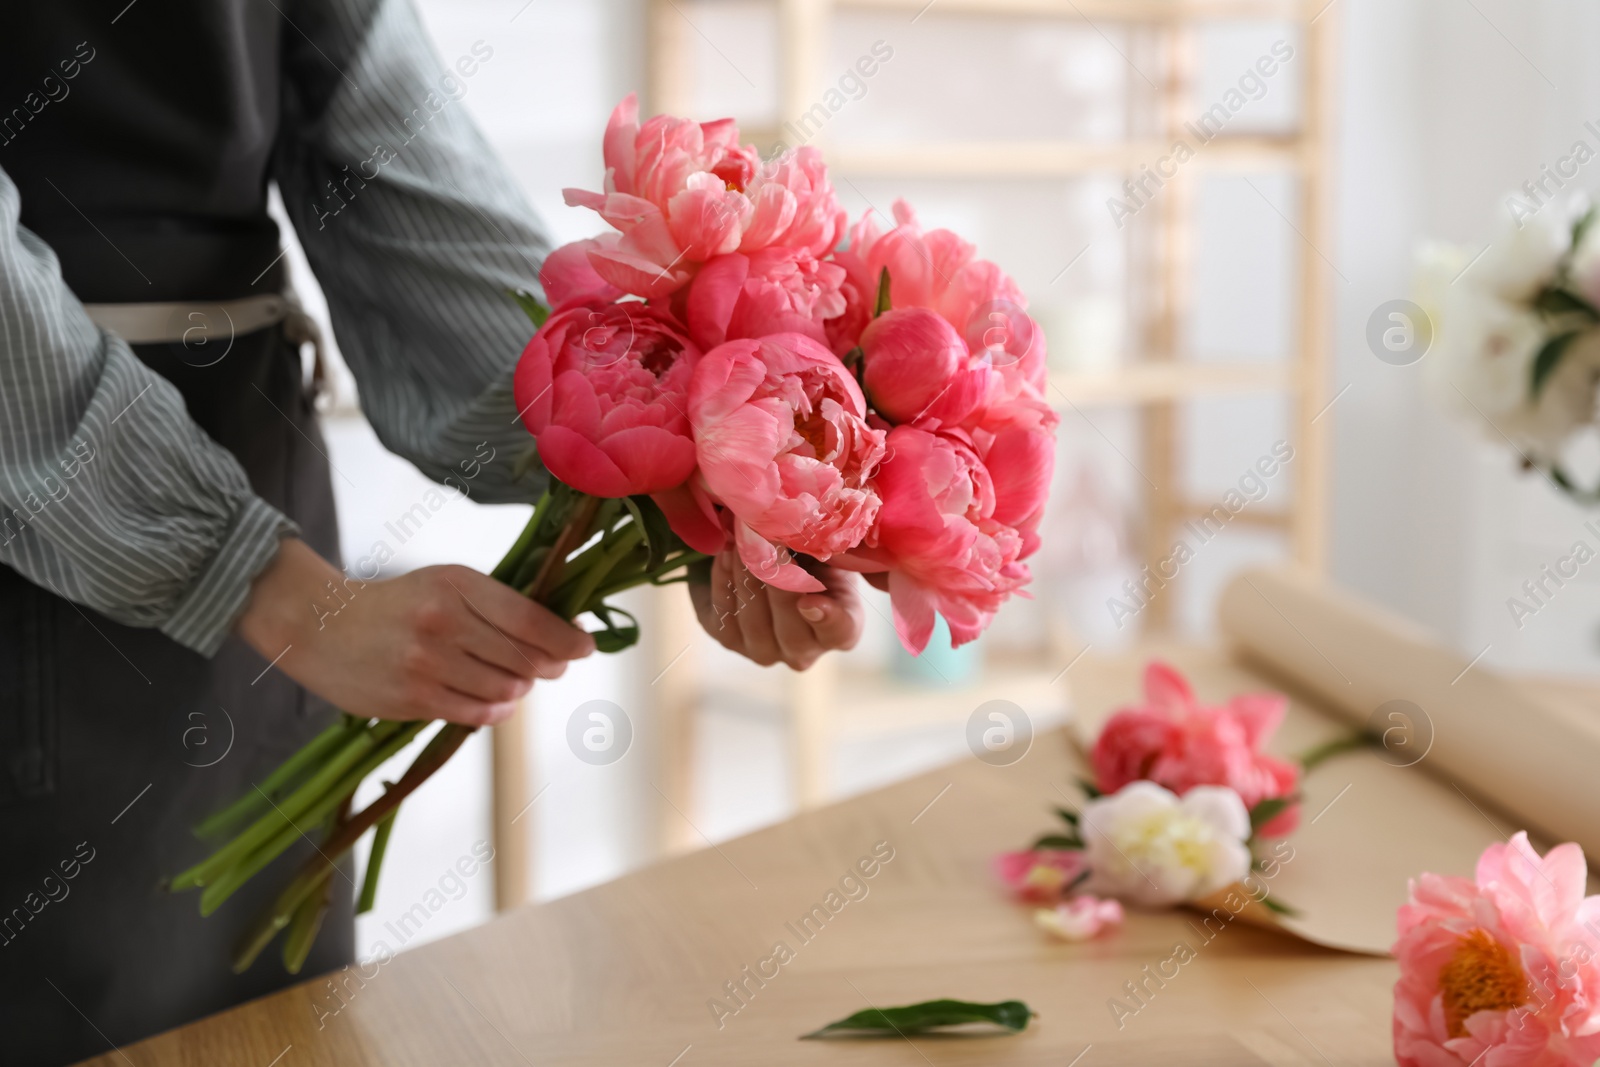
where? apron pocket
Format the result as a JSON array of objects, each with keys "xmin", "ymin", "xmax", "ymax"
[{"xmin": 0, "ymin": 568, "xmax": 58, "ymax": 804}]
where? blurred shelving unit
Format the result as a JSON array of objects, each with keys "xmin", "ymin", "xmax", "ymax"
[{"xmin": 641, "ymin": 0, "xmax": 1337, "ymax": 832}]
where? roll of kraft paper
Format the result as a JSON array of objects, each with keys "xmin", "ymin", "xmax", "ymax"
[{"xmin": 1218, "ymin": 565, "xmax": 1600, "ymax": 861}]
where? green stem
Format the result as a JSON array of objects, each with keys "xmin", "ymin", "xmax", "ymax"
[
  {"xmin": 521, "ymin": 495, "xmax": 603, "ymax": 605},
  {"xmin": 194, "ymin": 715, "xmax": 364, "ymax": 840},
  {"xmin": 282, "ymin": 794, "xmax": 350, "ymax": 974},
  {"xmin": 489, "ymin": 494, "xmax": 549, "ymax": 584},
  {"xmin": 587, "ymin": 550, "xmax": 707, "ymax": 603},
  {"xmin": 1298, "ymin": 731, "xmax": 1370, "ymax": 772},
  {"xmin": 172, "ymin": 721, "xmax": 398, "ymax": 891},
  {"xmin": 198, "ymin": 721, "xmax": 424, "ymax": 915},
  {"xmin": 558, "ymin": 525, "xmax": 644, "ymax": 617},
  {"xmin": 281, "ymin": 866, "xmax": 335, "ymax": 974},
  {"xmin": 356, "ymin": 800, "xmax": 398, "ymax": 915},
  {"xmin": 231, "ymin": 723, "xmax": 473, "ymax": 972}
]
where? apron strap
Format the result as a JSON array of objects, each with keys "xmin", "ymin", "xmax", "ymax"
[{"xmin": 83, "ymin": 289, "xmax": 328, "ymax": 397}]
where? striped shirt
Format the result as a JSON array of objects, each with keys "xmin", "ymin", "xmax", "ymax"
[{"xmin": 0, "ymin": 0, "xmax": 550, "ymax": 656}]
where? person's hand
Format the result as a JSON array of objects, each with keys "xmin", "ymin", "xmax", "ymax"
[
  {"xmin": 688, "ymin": 547, "xmax": 865, "ymax": 670},
  {"xmin": 237, "ymin": 538, "xmax": 594, "ymax": 726}
]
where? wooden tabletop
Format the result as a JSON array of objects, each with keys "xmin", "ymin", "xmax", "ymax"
[{"xmin": 84, "ymin": 649, "xmax": 1401, "ymax": 1066}]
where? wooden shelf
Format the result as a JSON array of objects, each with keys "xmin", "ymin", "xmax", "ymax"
[
  {"xmin": 1048, "ymin": 360, "xmax": 1293, "ymax": 407},
  {"xmin": 825, "ymin": 135, "xmax": 1304, "ymax": 178}
]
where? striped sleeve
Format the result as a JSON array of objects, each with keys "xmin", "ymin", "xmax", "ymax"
[
  {"xmin": 274, "ymin": 0, "xmax": 553, "ymax": 504},
  {"xmin": 0, "ymin": 167, "xmax": 297, "ymax": 656}
]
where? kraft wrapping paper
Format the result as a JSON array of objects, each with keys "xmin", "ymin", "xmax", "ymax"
[{"xmin": 1067, "ymin": 565, "xmax": 1597, "ymax": 955}]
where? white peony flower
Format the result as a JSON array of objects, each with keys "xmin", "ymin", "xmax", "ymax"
[
  {"xmin": 1414, "ymin": 240, "xmax": 1472, "ymax": 329},
  {"xmin": 1473, "ymin": 203, "xmax": 1569, "ymax": 303},
  {"xmin": 1079, "ymin": 781, "xmax": 1252, "ymax": 908},
  {"xmin": 1490, "ymin": 331, "xmax": 1600, "ymax": 462},
  {"xmin": 1426, "ymin": 290, "xmax": 1546, "ymax": 419}
]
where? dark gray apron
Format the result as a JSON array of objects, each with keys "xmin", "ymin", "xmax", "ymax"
[{"xmin": 0, "ymin": 4, "xmax": 355, "ymax": 1063}]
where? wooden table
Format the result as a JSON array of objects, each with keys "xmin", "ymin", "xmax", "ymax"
[{"xmin": 83, "ymin": 650, "xmax": 1400, "ymax": 1066}]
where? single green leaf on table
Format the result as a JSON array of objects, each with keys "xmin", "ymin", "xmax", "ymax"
[
  {"xmin": 509, "ymin": 288, "xmax": 551, "ymax": 329},
  {"xmin": 1531, "ymin": 329, "xmax": 1583, "ymax": 398},
  {"xmin": 1255, "ymin": 893, "xmax": 1301, "ymax": 918},
  {"xmin": 802, "ymin": 999, "xmax": 1034, "ymax": 1039}
]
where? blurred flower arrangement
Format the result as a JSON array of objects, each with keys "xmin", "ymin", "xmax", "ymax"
[
  {"xmin": 1395, "ymin": 833, "xmax": 1600, "ymax": 1067},
  {"xmin": 172, "ymin": 94, "xmax": 1057, "ymax": 972},
  {"xmin": 1421, "ymin": 202, "xmax": 1600, "ymax": 498},
  {"xmin": 997, "ymin": 662, "xmax": 1352, "ymax": 941}
]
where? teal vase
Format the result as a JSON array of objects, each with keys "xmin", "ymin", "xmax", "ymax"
[{"xmin": 891, "ymin": 614, "xmax": 981, "ymax": 688}]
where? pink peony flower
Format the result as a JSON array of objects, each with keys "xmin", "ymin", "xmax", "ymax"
[
  {"xmin": 1090, "ymin": 661, "xmax": 1301, "ymax": 836},
  {"xmin": 539, "ymin": 238, "xmax": 624, "ymax": 311},
  {"xmin": 513, "ymin": 301, "xmax": 701, "ymax": 498},
  {"xmin": 1036, "ymin": 896, "xmax": 1124, "ymax": 942},
  {"xmin": 846, "ymin": 425, "xmax": 1031, "ymax": 654},
  {"xmin": 563, "ymin": 96, "xmax": 844, "ymax": 300},
  {"xmin": 829, "ymin": 200, "xmax": 1044, "ymax": 397},
  {"xmin": 687, "ymin": 332, "xmax": 885, "ymax": 592},
  {"xmin": 994, "ymin": 849, "xmax": 1088, "ymax": 903},
  {"xmin": 1394, "ymin": 833, "xmax": 1600, "ymax": 1067},
  {"xmin": 859, "ymin": 307, "xmax": 991, "ymax": 427},
  {"xmin": 683, "ymin": 248, "xmax": 847, "ymax": 351}
]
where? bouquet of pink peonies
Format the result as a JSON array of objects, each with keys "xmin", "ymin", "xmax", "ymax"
[{"xmin": 170, "ymin": 94, "xmax": 1057, "ymax": 971}]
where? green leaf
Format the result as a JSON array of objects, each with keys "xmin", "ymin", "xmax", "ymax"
[
  {"xmin": 1077, "ymin": 777, "xmax": 1102, "ymax": 800},
  {"xmin": 873, "ymin": 267, "xmax": 892, "ymax": 317},
  {"xmin": 587, "ymin": 603, "xmax": 640, "ymax": 653},
  {"xmin": 1248, "ymin": 796, "xmax": 1295, "ymax": 834},
  {"xmin": 623, "ymin": 495, "xmax": 678, "ymax": 574},
  {"xmin": 1572, "ymin": 206, "xmax": 1597, "ymax": 253},
  {"xmin": 1531, "ymin": 329, "xmax": 1583, "ymax": 399},
  {"xmin": 801, "ymin": 999, "xmax": 1034, "ymax": 1039},
  {"xmin": 1532, "ymin": 286, "xmax": 1600, "ymax": 321},
  {"xmin": 1549, "ymin": 463, "xmax": 1600, "ymax": 504},
  {"xmin": 1029, "ymin": 833, "xmax": 1082, "ymax": 850},
  {"xmin": 1296, "ymin": 731, "xmax": 1369, "ymax": 772},
  {"xmin": 508, "ymin": 288, "xmax": 551, "ymax": 329},
  {"xmin": 1255, "ymin": 894, "xmax": 1300, "ymax": 917},
  {"xmin": 1052, "ymin": 805, "xmax": 1080, "ymax": 828}
]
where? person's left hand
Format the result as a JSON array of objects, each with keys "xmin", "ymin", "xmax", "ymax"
[{"xmin": 689, "ymin": 548, "xmax": 865, "ymax": 670}]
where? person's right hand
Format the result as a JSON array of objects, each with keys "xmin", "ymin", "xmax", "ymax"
[{"xmin": 237, "ymin": 538, "xmax": 594, "ymax": 726}]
